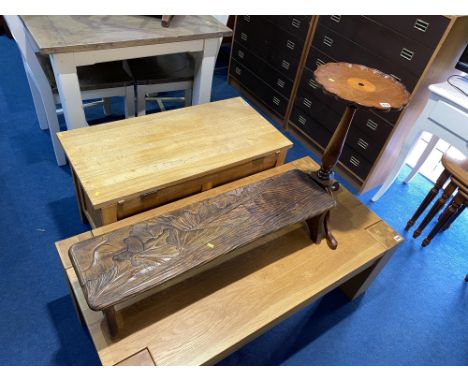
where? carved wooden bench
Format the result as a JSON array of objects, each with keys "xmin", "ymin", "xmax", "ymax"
[{"xmin": 69, "ymin": 169, "xmax": 335, "ymax": 336}]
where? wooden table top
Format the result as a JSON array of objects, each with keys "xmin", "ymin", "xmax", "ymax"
[
  {"xmin": 57, "ymin": 97, "xmax": 293, "ymax": 209},
  {"xmin": 55, "ymin": 157, "xmax": 403, "ymax": 366},
  {"xmin": 20, "ymin": 15, "xmax": 232, "ymax": 54},
  {"xmin": 314, "ymin": 62, "xmax": 410, "ymax": 111}
]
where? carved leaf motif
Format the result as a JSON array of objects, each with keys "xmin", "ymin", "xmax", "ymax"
[{"xmin": 124, "ymin": 236, "xmax": 145, "ymax": 253}]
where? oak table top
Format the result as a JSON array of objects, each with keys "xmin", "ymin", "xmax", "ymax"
[
  {"xmin": 20, "ymin": 15, "xmax": 232, "ymax": 54},
  {"xmin": 55, "ymin": 157, "xmax": 403, "ymax": 365},
  {"xmin": 57, "ymin": 97, "xmax": 293, "ymax": 209}
]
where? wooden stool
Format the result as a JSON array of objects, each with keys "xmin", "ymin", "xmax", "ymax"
[{"xmin": 405, "ymin": 149, "xmax": 467, "ymax": 246}]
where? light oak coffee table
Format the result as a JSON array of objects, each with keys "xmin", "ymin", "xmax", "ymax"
[
  {"xmin": 57, "ymin": 97, "xmax": 293, "ymax": 227},
  {"xmin": 55, "ymin": 157, "xmax": 403, "ymax": 365}
]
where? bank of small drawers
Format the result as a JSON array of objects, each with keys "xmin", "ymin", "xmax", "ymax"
[
  {"xmin": 290, "ymin": 15, "xmax": 448, "ymax": 183},
  {"xmin": 230, "ymin": 15, "xmax": 311, "ymax": 118}
]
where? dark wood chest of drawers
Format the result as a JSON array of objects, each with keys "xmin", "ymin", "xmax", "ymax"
[
  {"xmin": 229, "ymin": 16, "xmax": 312, "ymax": 120},
  {"xmin": 228, "ymin": 15, "xmax": 468, "ymax": 193}
]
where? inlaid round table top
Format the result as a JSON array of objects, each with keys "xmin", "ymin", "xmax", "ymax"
[{"xmin": 314, "ymin": 62, "xmax": 410, "ymax": 111}]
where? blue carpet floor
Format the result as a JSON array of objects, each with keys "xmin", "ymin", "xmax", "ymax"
[{"xmin": 0, "ymin": 35, "xmax": 467, "ymax": 366}]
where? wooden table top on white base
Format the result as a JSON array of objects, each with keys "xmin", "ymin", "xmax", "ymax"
[{"xmin": 20, "ymin": 15, "xmax": 232, "ymax": 130}]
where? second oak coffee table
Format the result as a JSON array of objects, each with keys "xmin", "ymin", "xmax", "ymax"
[{"xmin": 58, "ymin": 97, "xmax": 293, "ymax": 228}]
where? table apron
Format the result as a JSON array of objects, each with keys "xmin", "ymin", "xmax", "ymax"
[{"xmin": 53, "ymin": 39, "xmax": 206, "ymax": 67}]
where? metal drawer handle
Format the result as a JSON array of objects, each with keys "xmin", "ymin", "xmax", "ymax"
[
  {"xmin": 349, "ymin": 156, "xmax": 360, "ymax": 167},
  {"xmin": 323, "ymin": 36, "xmax": 334, "ymax": 47},
  {"xmin": 366, "ymin": 118, "xmax": 378, "ymax": 131},
  {"xmin": 243, "ymin": 15, "xmax": 250, "ymax": 22},
  {"xmin": 357, "ymin": 138, "xmax": 369, "ymax": 150},
  {"xmin": 308, "ymin": 78, "xmax": 319, "ymax": 89},
  {"xmin": 390, "ymin": 73, "xmax": 402, "ymax": 82},
  {"xmin": 330, "ymin": 15, "xmax": 341, "ymax": 23},
  {"xmin": 291, "ymin": 18, "xmax": 301, "ymax": 28},
  {"xmin": 272, "ymin": 96, "xmax": 281, "ymax": 106},
  {"xmin": 303, "ymin": 98, "xmax": 312, "ymax": 108},
  {"xmin": 298, "ymin": 115, "xmax": 307, "ymax": 125},
  {"xmin": 414, "ymin": 18, "xmax": 429, "ymax": 32},
  {"xmin": 316, "ymin": 58, "xmax": 325, "ymax": 67},
  {"xmin": 277, "ymin": 78, "xmax": 285, "ymax": 88},
  {"xmin": 281, "ymin": 60, "xmax": 290, "ymax": 70},
  {"xmin": 240, "ymin": 32, "xmax": 248, "ymax": 41},
  {"xmin": 286, "ymin": 40, "xmax": 296, "ymax": 50},
  {"xmin": 400, "ymin": 47, "xmax": 414, "ymax": 61},
  {"xmin": 235, "ymin": 67, "xmax": 242, "ymax": 75},
  {"xmin": 237, "ymin": 50, "xmax": 245, "ymax": 59}
]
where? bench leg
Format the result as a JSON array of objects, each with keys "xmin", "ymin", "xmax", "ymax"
[
  {"xmin": 306, "ymin": 210, "xmax": 337, "ymax": 250},
  {"xmin": 340, "ymin": 250, "xmax": 394, "ymax": 300},
  {"xmin": 104, "ymin": 306, "xmax": 120, "ymax": 337}
]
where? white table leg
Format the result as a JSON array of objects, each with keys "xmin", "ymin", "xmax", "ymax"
[
  {"xmin": 24, "ymin": 63, "xmax": 49, "ymax": 131},
  {"xmin": 103, "ymin": 97, "xmax": 112, "ymax": 116},
  {"xmin": 403, "ymin": 135, "xmax": 440, "ymax": 184},
  {"xmin": 192, "ymin": 38, "xmax": 219, "ymax": 105},
  {"xmin": 50, "ymin": 53, "xmax": 88, "ymax": 130},
  {"xmin": 371, "ymin": 127, "xmax": 423, "ymax": 202},
  {"xmin": 124, "ymin": 85, "xmax": 135, "ymax": 118},
  {"xmin": 22, "ymin": 40, "xmax": 67, "ymax": 165}
]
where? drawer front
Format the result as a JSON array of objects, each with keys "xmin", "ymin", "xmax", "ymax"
[
  {"xmin": 230, "ymin": 60, "xmax": 288, "ymax": 117},
  {"xmin": 117, "ymin": 152, "xmax": 280, "ymax": 220},
  {"xmin": 236, "ymin": 16, "xmax": 304, "ymax": 62},
  {"xmin": 294, "ymin": 88, "xmax": 386, "ymax": 163},
  {"xmin": 340, "ymin": 146, "xmax": 373, "ymax": 180},
  {"xmin": 263, "ymin": 15, "xmax": 311, "ymax": 41},
  {"xmin": 319, "ymin": 15, "xmax": 434, "ymax": 77},
  {"xmin": 429, "ymin": 100, "xmax": 468, "ymax": 141},
  {"xmin": 346, "ymin": 125, "xmax": 382, "ymax": 163},
  {"xmin": 234, "ymin": 40, "xmax": 299, "ymax": 81},
  {"xmin": 305, "ymin": 46, "xmax": 335, "ymax": 72},
  {"xmin": 290, "ymin": 108, "xmax": 373, "ymax": 179},
  {"xmin": 232, "ymin": 42, "xmax": 293, "ymax": 98},
  {"xmin": 367, "ymin": 15, "xmax": 449, "ymax": 49},
  {"xmin": 300, "ymin": 66, "xmax": 400, "ymax": 131},
  {"xmin": 311, "ymin": 26, "xmax": 419, "ymax": 94},
  {"xmin": 290, "ymin": 107, "xmax": 332, "ymax": 148},
  {"xmin": 294, "ymin": 87, "xmax": 339, "ymax": 133}
]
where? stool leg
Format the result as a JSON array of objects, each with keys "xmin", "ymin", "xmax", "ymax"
[
  {"xmin": 413, "ymin": 180, "xmax": 457, "ymax": 238},
  {"xmin": 403, "ymin": 135, "xmax": 439, "ymax": 184},
  {"xmin": 422, "ymin": 191, "xmax": 464, "ymax": 247},
  {"xmin": 104, "ymin": 307, "xmax": 119, "ymax": 337},
  {"xmin": 441, "ymin": 204, "xmax": 465, "ymax": 231},
  {"xmin": 405, "ymin": 169, "xmax": 450, "ymax": 230}
]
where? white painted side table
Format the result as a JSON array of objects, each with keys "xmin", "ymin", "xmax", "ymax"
[{"xmin": 372, "ymin": 77, "xmax": 468, "ymax": 201}]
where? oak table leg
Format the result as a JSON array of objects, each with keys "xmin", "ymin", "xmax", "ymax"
[
  {"xmin": 340, "ymin": 250, "xmax": 394, "ymax": 300},
  {"xmin": 71, "ymin": 168, "xmax": 88, "ymax": 224},
  {"xmin": 100, "ymin": 205, "xmax": 118, "ymax": 226}
]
